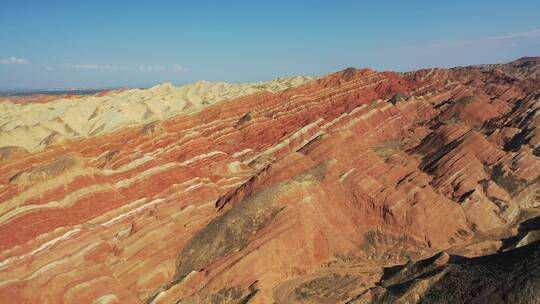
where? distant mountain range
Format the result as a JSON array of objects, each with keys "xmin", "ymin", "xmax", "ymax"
[{"xmin": 0, "ymin": 87, "xmax": 120, "ymax": 97}]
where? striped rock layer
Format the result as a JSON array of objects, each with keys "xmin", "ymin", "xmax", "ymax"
[{"xmin": 0, "ymin": 58, "xmax": 539, "ymax": 303}]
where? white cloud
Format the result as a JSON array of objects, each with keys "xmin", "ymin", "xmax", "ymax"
[
  {"xmin": 419, "ymin": 29, "xmax": 540, "ymax": 50},
  {"xmin": 488, "ymin": 28, "xmax": 540, "ymax": 41},
  {"xmin": 74, "ymin": 64, "xmax": 99, "ymax": 69},
  {"xmin": 73, "ymin": 64, "xmax": 127, "ymax": 71},
  {"xmin": 139, "ymin": 65, "xmax": 166, "ymax": 71},
  {"xmin": 64, "ymin": 63, "xmax": 188, "ymax": 73},
  {"xmin": 0, "ymin": 56, "xmax": 28, "ymax": 64},
  {"xmin": 172, "ymin": 64, "xmax": 187, "ymax": 72}
]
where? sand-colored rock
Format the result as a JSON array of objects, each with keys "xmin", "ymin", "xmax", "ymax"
[{"xmin": 0, "ymin": 76, "xmax": 313, "ymax": 152}]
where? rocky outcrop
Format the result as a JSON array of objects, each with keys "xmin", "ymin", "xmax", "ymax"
[
  {"xmin": 0, "ymin": 57, "xmax": 538, "ymax": 303},
  {"xmin": 350, "ymin": 240, "xmax": 540, "ymax": 304}
]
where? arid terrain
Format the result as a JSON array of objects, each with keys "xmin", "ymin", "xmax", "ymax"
[{"xmin": 0, "ymin": 57, "xmax": 539, "ymax": 303}]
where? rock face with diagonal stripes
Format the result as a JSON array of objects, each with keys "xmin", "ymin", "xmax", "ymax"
[{"xmin": 0, "ymin": 58, "xmax": 539, "ymax": 303}]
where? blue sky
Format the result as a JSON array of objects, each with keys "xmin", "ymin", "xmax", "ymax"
[{"xmin": 1, "ymin": 0, "xmax": 539, "ymax": 89}]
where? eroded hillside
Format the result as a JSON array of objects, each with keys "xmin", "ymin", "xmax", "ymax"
[{"xmin": 0, "ymin": 58, "xmax": 539, "ymax": 303}]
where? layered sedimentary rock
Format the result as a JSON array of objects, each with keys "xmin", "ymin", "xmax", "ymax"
[
  {"xmin": 0, "ymin": 58, "xmax": 538, "ymax": 303},
  {"xmin": 0, "ymin": 76, "xmax": 313, "ymax": 152}
]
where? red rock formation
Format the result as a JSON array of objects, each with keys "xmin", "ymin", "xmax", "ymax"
[{"xmin": 0, "ymin": 57, "xmax": 538, "ymax": 303}]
